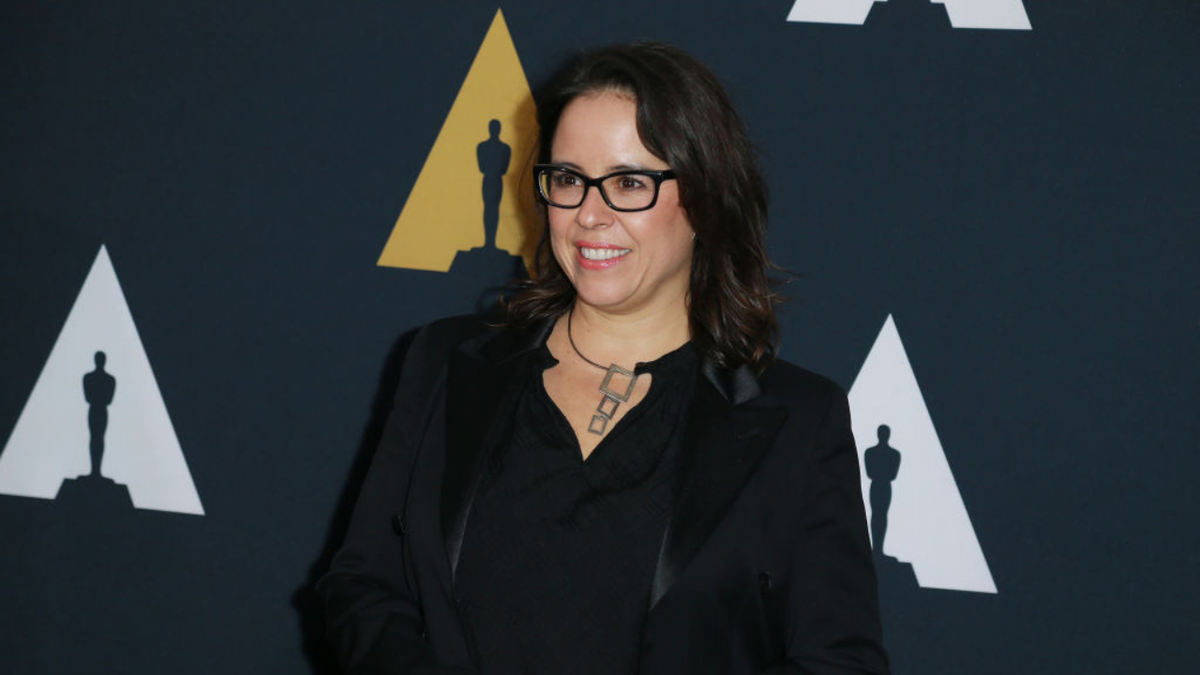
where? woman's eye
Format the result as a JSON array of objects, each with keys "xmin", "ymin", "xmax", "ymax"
[
  {"xmin": 616, "ymin": 175, "xmax": 648, "ymax": 191},
  {"xmin": 553, "ymin": 172, "xmax": 580, "ymax": 187}
]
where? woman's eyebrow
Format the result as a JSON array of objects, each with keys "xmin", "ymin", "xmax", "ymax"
[
  {"xmin": 603, "ymin": 163, "xmax": 650, "ymax": 173},
  {"xmin": 547, "ymin": 161, "xmax": 654, "ymax": 174}
]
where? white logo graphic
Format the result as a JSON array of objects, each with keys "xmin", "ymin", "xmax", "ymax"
[
  {"xmin": 0, "ymin": 245, "xmax": 204, "ymax": 515},
  {"xmin": 788, "ymin": 0, "xmax": 1031, "ymax": 30},
  {"xmin": 848, "ymin": 315, "xmax": 995, "ymax": 593}
]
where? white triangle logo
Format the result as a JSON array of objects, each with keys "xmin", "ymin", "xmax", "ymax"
[
  {"xmin": 848, "ymin": 315, "xmax": 994, "ymax": 593},
  {"xmin": 787, "ymin": 0, "xmax": 1032, "ymax": 31},
  {"xmin": 0, "ymin": 245, "xmax": 204, "ymax": 515}
]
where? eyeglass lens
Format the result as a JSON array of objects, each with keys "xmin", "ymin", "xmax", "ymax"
[{"xmin": 539, "ymin": 169, "xmax": 660, "ymax": 210}]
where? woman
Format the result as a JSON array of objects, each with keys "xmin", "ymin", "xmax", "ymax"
[{"xmin": 319, "ymin": 43, "xmax": 888, "ymax": 675}]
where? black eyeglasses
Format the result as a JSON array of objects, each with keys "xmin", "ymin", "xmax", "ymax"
[{"xmin": 534, "ymin": 164, "xmax": 677, "ymax": 212}]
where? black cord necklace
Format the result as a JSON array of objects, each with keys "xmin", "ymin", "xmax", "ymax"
[{"xmin": 567, "ymin": 306, "xmax": 639, "ymax": 435}]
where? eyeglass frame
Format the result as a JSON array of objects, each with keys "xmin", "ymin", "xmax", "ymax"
[{"xmin": 533, "ymin": 164, "xmax": 678, "ymax": 213}]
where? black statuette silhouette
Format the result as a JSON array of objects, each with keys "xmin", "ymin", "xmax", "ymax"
[
  {"xmin": 83, "ymin": 351, "xmax": 116, "ymax": 477},
  {"xmin": 58, "ymin": 350, "xmax": 133, "ymax": 509},
  {"xmin": 477, "ymin": 118, "xmax": 511, "ymax": 250},
  {"xmin": 449, "ymin": 118, "xmax": 526, "ymax": 316},
  {"xmin": 864, "ymin": 423, "xmax": 917, "ymax": 592},
  {"xmin": 868, "ymin": 0, "xmax": 951, "ymax": 28},
  {"xmin": 864, "ymin": 424, "xmax": 901, "ymax": 557}
]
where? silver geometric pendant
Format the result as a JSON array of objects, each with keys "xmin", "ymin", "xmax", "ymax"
[{"xmin": 587, "ymin": 364, "xmax": 638, "ymax": 435}]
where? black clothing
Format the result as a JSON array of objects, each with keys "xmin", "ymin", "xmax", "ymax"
[
  {"xmin": 455, "ymin": 344, "xmax": 697, "ymax": 674},
  {"xmin": 317, "ymin": 315, "xmax": 889, "ymax": 675}
]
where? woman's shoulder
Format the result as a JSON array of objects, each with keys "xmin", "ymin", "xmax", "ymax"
[
  {"xmin": 419, "ymin": 313, "xmax": 499, "ymax": 343},
  {"xmin": 407, "ymin": 313, "xmax": 552, "ymax": 363},
  {"xmin": 398, "ymin": 314, "xmax": 498, "ymax": 363},
  {"xmin": 386, "ymin": 315, "xmax": 506, "ymax": 403},
  {"xmin": 755, "ymin": 355, "xmax": 848, "ymax": 411}
]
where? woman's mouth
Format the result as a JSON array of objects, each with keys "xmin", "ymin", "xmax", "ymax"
[{"xmin": 577, "ymin": 244, "xmax": 631, "ymax": 269}]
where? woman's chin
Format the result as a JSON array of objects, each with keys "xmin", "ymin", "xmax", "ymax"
[{"xmin": 572, "ymin": 285, "xmax": 640, "ymax": 314}]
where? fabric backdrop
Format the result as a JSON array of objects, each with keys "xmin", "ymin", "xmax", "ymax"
[{"xmin": 2, "ymin": 2, "xmax": 1197, "ymax": 673}]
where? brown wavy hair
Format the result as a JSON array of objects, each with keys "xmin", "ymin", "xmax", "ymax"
[{"xmin": 506, "ymin": 42, "xmax": 780, "ymax": 373}]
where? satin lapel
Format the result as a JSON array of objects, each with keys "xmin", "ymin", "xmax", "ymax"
[
  {"xmin": 441, "ymin": 324, "xmax": 547, "ymax": 578},
  {"xmin": 649, "ymin": 375, "xmax": 787, "ymax": 609}
]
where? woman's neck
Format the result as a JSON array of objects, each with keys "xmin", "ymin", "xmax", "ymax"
[{"xmin": 558, "ymin": 300, "xmax": 690, "ymax": 368}]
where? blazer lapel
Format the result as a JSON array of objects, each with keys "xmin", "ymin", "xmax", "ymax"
[
  {"xmin": 649, "ymin": 363, "xmax": 787, "ymax": 609},
  {"xmin": 441, "ymin": 320, "xmax": 551, "ymax": 578}
]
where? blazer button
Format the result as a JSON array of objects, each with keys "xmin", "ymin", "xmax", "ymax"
[
  {"xmin": 759, "ymin": 572, "xmax": 772, "ymax": 592},
  {"xmin": 391, "ymin": 514, "xmax": 407, "ymax": 536}
]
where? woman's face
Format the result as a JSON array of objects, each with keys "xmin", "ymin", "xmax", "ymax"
[{"xmin": 548, "ymin": 91, "xmax": 694, "ymax": 318}]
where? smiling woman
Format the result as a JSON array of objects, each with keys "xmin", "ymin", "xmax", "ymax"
[
  {"xmin": 510, "ymin": 43, "xmax": 780, "ymax": 374},
  {"xmin": 318, "ymin": 42, "xmax": 890, "ymax": 675},
  {"xmin": 544, "ymin": 91, "xmax": 694, "ymax": 322}
]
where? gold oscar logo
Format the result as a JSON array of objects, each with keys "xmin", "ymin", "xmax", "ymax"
[{"xmin": 378, "ymin": 9, "xmax": 538, "ymax": 272}]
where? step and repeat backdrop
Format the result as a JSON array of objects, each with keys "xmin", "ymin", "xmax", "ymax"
[{"xmin": 2, "ymin": 2, "xmax": 1197, "ymax": 673}]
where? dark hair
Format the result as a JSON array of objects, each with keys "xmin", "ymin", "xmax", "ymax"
[{"xmin": 507, "ymin": 42, "xmax": 780, "ymax": 373}]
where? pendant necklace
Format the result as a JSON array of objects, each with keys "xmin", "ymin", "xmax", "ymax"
[{"xmin": 566, "ymin": 307, "xmax": 639, "ymax": 435}]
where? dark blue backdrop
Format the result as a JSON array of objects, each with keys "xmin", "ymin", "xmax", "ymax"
[{"xmin": 2, "ymin": 2, "xmax": 1197, "ymax": 673}]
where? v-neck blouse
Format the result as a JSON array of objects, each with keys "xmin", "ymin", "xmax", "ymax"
[{"xmin": 453, "ymin": 340, "xmax": 698, "ymax": 674}]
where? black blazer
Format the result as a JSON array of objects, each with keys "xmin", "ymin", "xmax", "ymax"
[{"xmin": 318, "ymin": 316, "xmax": 889, "ymax": 675}]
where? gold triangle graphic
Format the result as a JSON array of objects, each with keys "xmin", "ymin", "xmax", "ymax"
[{"xmin": 378, "ymin": 9, "xmax": 538, "ymax": 272}]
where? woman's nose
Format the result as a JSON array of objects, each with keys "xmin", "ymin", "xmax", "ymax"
[{"xmin": 574, "ymin": 185, "xmax": 614, "ymax": 229}]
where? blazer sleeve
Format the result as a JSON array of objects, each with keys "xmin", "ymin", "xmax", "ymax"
[
  {"xmin": 316, "ymin": 325, "xmax": 474, "ymax": 675},
  {"xmin": 772, "ymin": 385, "xmax": 890, "ymax": 675}
]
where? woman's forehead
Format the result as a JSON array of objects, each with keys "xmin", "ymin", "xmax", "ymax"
[{"xmin": 550, "ymin": 92, "xmax": 664, "ymax": 172}]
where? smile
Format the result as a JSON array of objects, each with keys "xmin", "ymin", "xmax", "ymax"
[
  {"xmin": 579, "ymin": 246, "xmax": 631, "ymax": 261},
  {"xmin": 575, "ymin": 243, "xmax": 631, "ymax": 270}
]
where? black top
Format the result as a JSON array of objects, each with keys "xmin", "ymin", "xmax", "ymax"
[{"xmin": 454, "ymin": 341, "xmax": 698, "ymax": 675}]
